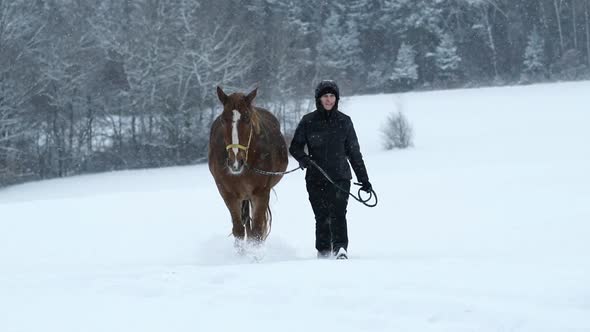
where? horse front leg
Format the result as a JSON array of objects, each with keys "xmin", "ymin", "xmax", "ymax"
[
  {"xmin": 250, "ymin": 190, "xmax": 271, "ymax": 245},
  {"xmin": 222, "ymin": 195, "xmax": 246, "ymax": 252}
]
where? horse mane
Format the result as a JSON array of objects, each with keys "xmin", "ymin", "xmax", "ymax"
[
  {"xmin": 251, "ymin": 104, "xmax": 280, "ymax": 138},
  {"xmin": 250, "ymin": 106, "xmax": 262, "ymax": 135}
]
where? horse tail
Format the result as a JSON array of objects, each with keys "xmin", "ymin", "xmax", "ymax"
[
  {"xmin": 241, "ymin": 200, "xmax": 252, "ymax": 234},
  {"xmin": 264, "ymin": 205, "xmax": 272, "ymax": 240},
  {"xmin": 262, "ymin": 188, "xmax": 278, "ymax": 240}
]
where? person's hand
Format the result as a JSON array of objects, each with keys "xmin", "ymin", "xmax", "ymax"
[
  {"xmin": 299, "ymin": 156, "xmax": 311, "ymax": 170},
  {"xmin": 359, "ymin": 180, "xmax": 372, "ymax": 193}
]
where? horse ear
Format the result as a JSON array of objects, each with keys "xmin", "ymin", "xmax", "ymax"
[
  {"xmin": 216, "ymin": 86, "xmax": 228, "ymax": 104},
  {"xmin": 245, "ymin": 87, "xmax": 258, "ymax": 104}
]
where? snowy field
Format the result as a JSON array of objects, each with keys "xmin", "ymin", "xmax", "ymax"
[{"xmin": 1, "ymin": 81, "xmax": 589, "ymax": 332}]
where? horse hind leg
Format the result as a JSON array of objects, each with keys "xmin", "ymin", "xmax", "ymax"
[{"xmin": 250, "ymin": 192, "xmax": 272, "ymax": 244}]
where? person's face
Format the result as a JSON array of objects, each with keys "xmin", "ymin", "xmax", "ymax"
[{"xmin": 320, "ymin": 93, "xmax": 336, "ymax": 111}]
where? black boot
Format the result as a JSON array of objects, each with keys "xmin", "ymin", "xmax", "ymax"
[{"xmin": 317, "ymin": 250, "xmax": 332, "ymax": 259}]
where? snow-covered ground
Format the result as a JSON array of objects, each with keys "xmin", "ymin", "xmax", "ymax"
[{"xmin": 1, "ymin": 82, "xmax": 589, "ymax": 332}]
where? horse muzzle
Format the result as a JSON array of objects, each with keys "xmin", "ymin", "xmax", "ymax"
[{"xmin": 227, "ymin": 158, "xmax": 245, "ymax": 175}]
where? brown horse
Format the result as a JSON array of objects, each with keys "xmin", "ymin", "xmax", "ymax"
[{"xmin": 209, "ymin": 87, "xmax": 288, "ymax": 250}]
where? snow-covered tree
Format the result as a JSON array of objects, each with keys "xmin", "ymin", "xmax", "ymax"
[
  {"xmin": 522, "ymin": 29, "xmax": 545, "ymax": 79},
  {"xmin": 317, "ymin": 3, "xmax": 363, "ymax": 87},
  {"xmin": 0, "ymin": 1, "xmax": 46, "ymax": 184},
  {"xmin": 366, "ymin": 58, "xmax": 392, "ymax": 91},
  {"xmin": 435, "ymin": 33, "xmax": 462, "ymax": 85},
  {"xmin": 390, "ymin": 43, "xmax": 418, "ymax": 91},
  {"xmin": 2, "ymin": 0, "xmax": 588, "ymax": 187}
]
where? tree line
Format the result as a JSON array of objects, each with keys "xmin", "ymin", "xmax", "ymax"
[{"xmin": 1, "ymin": 0, "xmax": 589, "ymax": 187}]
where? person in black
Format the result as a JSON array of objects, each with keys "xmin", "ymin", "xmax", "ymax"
[{"xmin": 289, "ymin": 80, "xmax": 372, "ymax": 259}]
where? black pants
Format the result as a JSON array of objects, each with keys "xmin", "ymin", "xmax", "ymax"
[{"xmin": 306, "ymin": 178, "xmax": 351, "ymax": 254}]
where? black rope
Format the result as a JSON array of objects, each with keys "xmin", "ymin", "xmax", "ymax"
[
  {"xmin": 245, "ymin": 163, "xmax": 302, "ymax": 176},
  {"xmin": 307, "ymin": 160, "xmax": 378, "ymax": 208},
  {"xmin": 245, "ymin": 160, "xmax": 378, "ymax": 208}
]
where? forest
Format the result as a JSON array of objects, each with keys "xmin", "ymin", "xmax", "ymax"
[{"xmin": 1, "ymin": 0, "xmax": 589, "ymax": 186}]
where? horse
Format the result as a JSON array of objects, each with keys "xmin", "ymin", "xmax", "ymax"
[{"xmin": 208, "ymin": 86, "xmax": 288, "ymax": 251}]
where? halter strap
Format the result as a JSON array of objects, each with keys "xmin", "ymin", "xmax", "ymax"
[
  {"xmin": 225, "ymin": 144, "xmax": 248, "ymax": 151},
  {"xmin": 225, "ymin": 124, "xmax": 253, "ymax": 162}
]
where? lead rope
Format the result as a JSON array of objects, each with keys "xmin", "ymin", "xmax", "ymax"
[
  {"xmin": 307, "ymin": 160, "xmax": 378, "ymax": 208},
  {"xmin": 245, "ymin": 159, "xmax": 378, "ymax": 208},
  {"xmin": 245, "ymin": 163, "xmax": 302, "ymax": 176}
]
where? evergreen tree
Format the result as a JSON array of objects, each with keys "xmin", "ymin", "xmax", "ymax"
[
  {"xmin": 390, "ymin": 42, "xmax": 418, "ymax": 91},
  {"xmin": 381, "ymin": 0, "xmax": 444, "ymax": 84},
  {"xmin": 435, "ymin": 33, "xmax": 462, "ymax": 85},
  {"xmin": 366, "ymin": 57, "xmax": 392, "ymax": 91},
  {"xmin": 317, "ymin": 3, "xmax": 363, "ymax": 89},
  {"xmin": 522, "ymin": 29, "xmax": 546, "ymax": 80}
]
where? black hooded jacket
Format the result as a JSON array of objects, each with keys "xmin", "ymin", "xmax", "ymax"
[{"xmin": 289, "ymin": 108, "xmax": 369, "ymax": 183}]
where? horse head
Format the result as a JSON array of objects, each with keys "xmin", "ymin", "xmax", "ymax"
[{"xmin": 216, "ymin": 86, "xmax": 258, "ymax": 175}]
